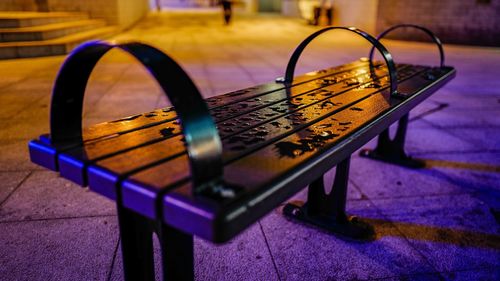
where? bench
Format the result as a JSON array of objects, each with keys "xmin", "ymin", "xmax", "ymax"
[{"xmin": 28, "ymin": 25, "xmax": 455, "ymax": 280}]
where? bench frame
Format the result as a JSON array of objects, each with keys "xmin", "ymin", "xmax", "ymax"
[{"xmin": 28, "ymin": 25, "xmax": 455, "ymax": 281}]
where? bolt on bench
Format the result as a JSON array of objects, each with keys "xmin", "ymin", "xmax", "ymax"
[{"xmin": 29, "ymin": 25, "xmax": 455, "ymax": 280}]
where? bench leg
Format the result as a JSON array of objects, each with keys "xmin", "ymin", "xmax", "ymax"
[
  {"xmin": 158, "ymin": 223, "xmax": 194, "ymax": 281},
  {"xmin": 117, "ymin": 204, "xmax": 195, "ymax": 281},
  {"xmin": 359, "ymin": 114, "xmax": 425, "ymax": 168},
  {"xmin": 117, "ymin": 205, "xmax": 155, "ymax": 281},
  {"xmin": 283, "ymin": 157, "xmax": 375, "ymax": 240}
]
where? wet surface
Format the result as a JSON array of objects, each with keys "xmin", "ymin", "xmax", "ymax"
[{"xmin": 2, "ymin": 11, "xmax": 499, "ymax": 281}]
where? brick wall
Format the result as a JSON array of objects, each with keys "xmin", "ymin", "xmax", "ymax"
[{"xmin": 376, "ymin": 0, "xmax": 500, "ymax": 46}]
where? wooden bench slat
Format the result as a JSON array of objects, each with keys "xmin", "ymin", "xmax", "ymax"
[
  {"xmin": 160, "ymin": 67, "xmax": 456, "ymax": 242},
  {"xmin": 29, "ymin": 60, "xmax": 373, "ymax": 172},
  {"xmin": 85, "ymin": 65, "xmax": 416, "ymax": 201},
  {"xmin": 118, "ymin": 66, "xmax": 454, "ymax": 241},
  {"xmin": 114, "ymin": 65, "xmax": 429, "ymax": 220},
  {"xmin": 56, "ymin": 63, "xmax": 390, "ymax": 185},
  {"xmin": 81, "ymin": 60, "xmax": 372, "ymax": 143}
]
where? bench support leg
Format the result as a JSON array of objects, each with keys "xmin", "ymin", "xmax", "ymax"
[
  {"xmin": 117, "ymin": 205, "xmax": 194, "ymax": 281},
  {"xmin": 283, "ymin": 157, "xmax": 375, "ymax": 240},
  {"xmin": 118, "ymin": 205, "xmax": 156, "ymax": 281},
  {"xmin": 158, "ymin": 223, "xmax": 194, "ymax": 281},
  {"xmin": 359, "ymin": 114, "xmax": 425, "ymax": 168}
]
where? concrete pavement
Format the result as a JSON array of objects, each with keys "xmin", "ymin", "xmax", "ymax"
[{"xmin": 0, "ymin": 10, "xmax": 499, "ymax": 281}]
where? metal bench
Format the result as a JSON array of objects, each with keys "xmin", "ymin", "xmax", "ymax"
[{"xmin": 28, "ymin": 25, "xmax": 455, "ymax": 280}]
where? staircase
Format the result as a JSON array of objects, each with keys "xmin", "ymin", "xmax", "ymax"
[{"xmin": 0, "ymin": 12, "xmax": 118, "ymax": 59}]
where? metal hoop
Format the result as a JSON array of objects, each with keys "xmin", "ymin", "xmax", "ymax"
[
  {"xmin": 50, "ymin": 41, "xmax": 223, "ymax": 187},
  {"xmin": 284, "ymin": 26, "xmax": 398, "ymax": 96},
  {"xmin": 369, "ymin": 24, "xmax": 445, "ymax": 68}
]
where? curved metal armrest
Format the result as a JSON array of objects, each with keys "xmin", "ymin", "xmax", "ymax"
[
  {"xmin": 368, "ymin": 24, "xmax": 445, "ymax": 68},
  {"xmin": 50, "ymin": 41, "xmax": 223, "ymax": 188},
  {"xmin": 284, "ymin": 26, "xmax": 398, "ymax": 96}
]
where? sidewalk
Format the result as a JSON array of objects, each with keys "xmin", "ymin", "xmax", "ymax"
[{"xmin": 0, "ymin": 11, "xmax": 499, "ymax": 281}]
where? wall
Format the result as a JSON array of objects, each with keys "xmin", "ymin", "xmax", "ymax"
[
  {"xmin": 0, "ymin": 0, "xmax": 150, "ymax": 29},
  {"xmin": 117, "ymin": 0, "xmax": 150, "ymax": 28},
  {"xmin": 376, "ymin": 0, "xmax": 500, "ymax": 46},
  {"xmin": 47, "ymin": 0, "xmax": 149, "ymax": 28},
  {"xmin": 0, "ymin": 0, "xmax": 37, "ymax": 11},
  {"xmin": 333, "ymin": 0, "xmax": 379, "ymax": 34}
]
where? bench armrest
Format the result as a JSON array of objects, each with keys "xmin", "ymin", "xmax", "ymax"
[
  {"xmin": 49, "ymin": 41, "xmax": 223, "ymax": 189},
  {"xmin": 368, "ymin": 24, "xmax": 445, "ymax": 68},
  {"xmin": 283, "ymin": 26, "xmax": 398, "ymax": 97}
]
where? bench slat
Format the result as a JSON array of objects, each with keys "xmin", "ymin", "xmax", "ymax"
[
  {"xmin": 125, "ymin": 66, "xmax": 455, "ymax": 241},
  {"xmin": 85, "ymin": 65, "xmax": 418, "ymax": 202},
  {"xmin": 111, "ymin": 65, "xmax": 429, "ymax": 220},
  {"xmin": 56, "ymin": 63, "xmax": 391, "ymax": 185}
]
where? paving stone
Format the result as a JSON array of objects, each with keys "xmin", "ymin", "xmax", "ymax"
[
  {"xmin": 370, "ymin": 194, "xmax": 500, "ymax": 273},
  {"xmin": 0, "ymin": 111, "xmax": 49, "ymax": 142},
  {"xmin": 0, "ymin": 216, "xmax": 118, "ymax": 281},
  {"xmin": 0, "ymin": 171, "xmax": 30, "ymax": 204},
  {"xmin": 440, "ymin": 127, "xmax": 500, "ymax": 151},
  {"xmin": 0, "ymin": 139, "xmax": 42, "ymax": 172},
  {"xmin": 260, "ymin": 200, "xmax": 438, "ymax": 281},
  {"xmin": 422, "ymin": 108, "xmax": 500, "ymax": 128},
  {"xmin": 410, "ymin": 151, "xmax": 500, "ymax": 212},
  {"xmin": 405, "ymin": 126, "xmax": 477, "ymax": 153},
  {"xmin": 350, "ymin": 156, "xmax": 466, "ymax": 199},
  {"xmin": 442, "ymin": 267, "xmax": 500, "ymax": 281},
  {"xmin": 110, "ymin": 223, "xmax": 278, "ymax": 281},
  {"xmin": 1, "ymin": 10, "xmax": 499, "ymax": 281},
  {"xmin": 0, "ymin": 171, "xmax": 116, "ymax": 221}
]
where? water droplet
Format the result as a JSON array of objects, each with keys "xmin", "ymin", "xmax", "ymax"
[
  {"xmin": 270, "ymin": 121, "xmax": 281, "ymax": 128},
  {"xmin": 350, "ymin": 107, "xmax": 363, "ymax": 111},
  {"xmin": 159, "ymin": 127, "xmax": 175, "ymax": 137},
  {"xmin": 254, "ymin": 130, "xmax": 269, "ymax": 136},
  {"xmin": 339, "ymin": 121, "xmax": 352, "ymax": 126},
  {"xmin": 345, "ymin": 80, "xmax": 360, "ymax": 87},
  {"xmin": 110, "ymin": 114, "xmax": 142, "ymax": 123},
  {"xmin": 314, "ymin": 124, "xmax": 332, "ymax": 129},
  {"xmin": 321, "ymin": 101, "xmax": 335, "ymax": 108},
  {"xmin": 145, "ymin": 113, "xmax": 157, "ymax": 118}
]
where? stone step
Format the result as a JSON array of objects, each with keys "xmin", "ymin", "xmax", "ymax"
[
  {"xmin": 0, "ymin": 19, "xmax": 108, "ymax": 42},
  {"xmin": 0, "ymin": 12, "xmax": 89, "ymax": 28},
  {"xmin": 0, "ymin": 26, "xmax": 118, "ymax": 59}
]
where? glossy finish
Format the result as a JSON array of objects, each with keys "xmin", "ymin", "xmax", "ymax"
[
  {"xmin": 284, "ymin": 26, "xmax": 398, "ymax": 97},
  {"xmin": 28, "ymin": 41, "xmax": 455, "ymax": 243},
  {"xmin": 49, "ymin": 40, "xmax": 223, "ymax": 190},
  {"xmin": 369, "ymin": 24, "xmax": 445, "ymax": 68}
]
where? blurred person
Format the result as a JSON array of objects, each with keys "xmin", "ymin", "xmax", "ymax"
[
  {"xmin": 313, "ymin": 0, "xmax": 333, "ymax": 26},
  {"xmin": 220, "ymin": 0, "xmax": 232, "ymax": 25}
]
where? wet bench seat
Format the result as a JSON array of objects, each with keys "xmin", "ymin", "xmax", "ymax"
[{"xmin": 28, "ymin": 26, "xmax": 456, "ymax": 281}]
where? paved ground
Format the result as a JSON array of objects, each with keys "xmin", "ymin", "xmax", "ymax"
[{"xmin": 1, "ymin": 10, "xmax": 499, "ymax": 281}]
